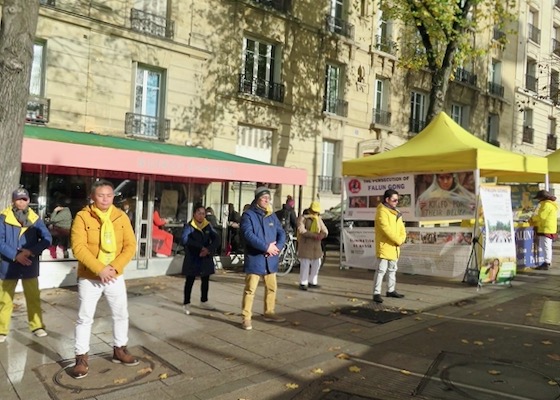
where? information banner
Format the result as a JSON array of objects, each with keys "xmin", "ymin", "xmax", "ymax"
[
  {"xmin": 342, "ymin": 227, "xmax": 472, "ymax": 278},
  {"xmin": 510, "ymin": 184, "xmax": 540, "ymax": 221},
  {"xmin": 479, "ymin": 185, "xmax": 517, "ymax": 284},
  {"xmin": 514, "ymin": 227, "xmax": 543, "ymax": 268}
]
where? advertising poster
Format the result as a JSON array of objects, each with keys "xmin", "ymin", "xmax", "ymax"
[
  {"xmin": 479, "ymin": 185, "xmax": 517, "ymax": 284},
  {"xmin": 342, "ymin": 227, "xmax": 472, "ymax": 278},
  {"xmin": 509, "ymin": 184, "xmax": 540, "ymax": 221},
  {"xmin": 414, "ymin": 171, "xmax": 477, "ymax": 220},
  {"xmin": 514, "ymin": 227, "xmax": 543, "ymax": 268},
  {"xmin": 343, "ymin": 175, "xmax": 415, "ymax": 221}
]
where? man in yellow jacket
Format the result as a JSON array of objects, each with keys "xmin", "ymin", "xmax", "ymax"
[
  {"xmin": 373, "ymin": 189, "xmax": 407, "ymax": 303},
  {"xmin": 530, "ymin": 190, "xmax": 558, "ymax": 271},
  {"xmin": 70, "ymin": 179, "xmax": 138, "ymax": 379}
]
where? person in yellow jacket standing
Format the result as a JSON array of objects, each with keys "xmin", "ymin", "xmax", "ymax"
[
  {"xmin": 373, "ymin": 189, "xmax": 407, "ymax": 303},
  {"xmin": 70, "ymin": 179, "xmax": 138, "ymax": 379},
  {"xmin": 530, "ymin": 190, "xmax": 558, "ymax": 271}
]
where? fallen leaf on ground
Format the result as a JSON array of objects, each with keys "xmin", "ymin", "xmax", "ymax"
[
  {"xmin": 350, "ymin": 309, "xmax": 359, "ymax": 314},
  {"xmin": 348, "ymin": 365, "xmax": 361, "ymax": 373},
  {"xmin": 461, "ymin": 339, "xmax": 469, "ymax": 344},
  {"xmin": 471, "ymin": 312, "xmax": 480, "ymax": 315},
  {"xmin": 496, "ymin": 308, "xmax": 503, "ymax": 312},
  {"xmin": 224, "ymin": 312, "xmax": 236, "ymax": 316},
  {"xmin": 523, "ymin": 343, "xmax": 533, "ymax": 347},
  {"xmin": 143, "ymin": 286, "xmax": 150, "ymax": 289},
  {"xmin": 525, "ymin": 313, "xmax": 533, "ymax": 317},
  {"xmin": 548, "ymin": 380, "xmax": 558, "ymax": 386},
  {"xmin": 328, "ymin": 346, "xmax": 341, "ymax": 351},
  {"xmin": 428, "ymin": 328, "xmax": 437, "ymax": 332},
  {"xmin": 159, "ymin": 373, "xmax": 168, "ymax": 379},
  {"xmin": 348, "ymin": 298, "xmax": 359, "ymax": 302},
  {"xmin": 400, "ymin": 370, "xmax": 411, "ymax": 375},
  {"xmin": 415, "ymin": 317, "xmax": 423, "ymax": 321},
  {"xmin": 291, "ymin": 321, "xmax": 301, "ymax": 326},
  {"xmin": 114, "ymin": 377, "xmax": 127, "ymax": 384},
  {"xmin": 542, "ymin": 340, "xmax": 553, "ymax": 345},
  {"xmin": 350, "ymin": 328, "xmax": 361, "ymax": 333},
  {"xmin": 137, "ymin": 367, "xmax": 152, "ymax": 374},
  {"xmin": 488, "ymin": 370, "xmax": 501, "ymax": 375},
  {"xmin": 336, "ymin": 353, "xmax": 350, "ymax": 360},
  {"xmin": 311, "ymin": 368, "xmax": 324, "ymax": 374},
  {"xmin": 547, "ymin": 354, "xmax": 560, "ymax": 361},
  {"xmin": 487, "ymin": 338, "xmax": 495, "ymax": 342},
  {"xmin": 322, "ymin": 388, "xmax": 331, "ymax": 393},
  {"xmin": 285, "ymin": 383, "xmax": 299, "ymax": 389},
  {"xmin": 473, "ymin": 341, "xmax": 484, "ymax": 346}
]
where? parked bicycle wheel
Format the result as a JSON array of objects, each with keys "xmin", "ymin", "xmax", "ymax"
[{"xmin": 277, "ymin": 242, "xmax": 296, "ymax": 276}]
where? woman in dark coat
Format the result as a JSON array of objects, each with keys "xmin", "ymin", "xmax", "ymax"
[{"xmin": 181, "ymin": 205, "xmax": 219, "ymax": 315}]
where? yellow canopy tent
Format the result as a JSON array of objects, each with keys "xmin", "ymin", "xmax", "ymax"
[
  {"xmin": 342, "ymin": 112, "xmax": 547, "ymax": 181},
  {"xmin": 546, "ymin": 150, "xmax": 560, "ymax": 182}
]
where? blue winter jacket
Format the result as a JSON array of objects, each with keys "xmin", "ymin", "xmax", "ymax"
[
  {"xmin": 0, "ymin": 207, "xmax": 52, "ymax": 280},
  {"xmin": 240, "ymin": 203, "xmax": 285, "ymax": 275}
]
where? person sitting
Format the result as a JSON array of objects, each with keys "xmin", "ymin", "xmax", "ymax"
[
  {"xmin": 152, "ymin": 205, "xmax": 174, "ymax": 257},
  {"xmin": 47, "ymin": 199, "xmax": 73, "ymax": 259}
]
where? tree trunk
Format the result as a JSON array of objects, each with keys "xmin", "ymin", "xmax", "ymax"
[
  {"xmin": 426, "ymin": 67, "xmax": 451, "ymax": 124},
  {"xmin": 0, "ymin": 0, "xmax": 40, "ymax": 205}
]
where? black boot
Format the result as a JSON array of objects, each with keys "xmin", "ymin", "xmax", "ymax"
[{"xmin": 536, "ymin": 262, "xmax": 549, "ymax": 270}]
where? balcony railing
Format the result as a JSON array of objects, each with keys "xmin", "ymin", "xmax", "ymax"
[
  {"xmin": 488, "ymin": 81, "xmax": 504, "ymax": 97},
  {"xmin": 125, "ymin": 112, "xmax": 170, "ymax": 141},
  {"xmin": 130, "ymin": 8, "xmax": 174, "ymax": 39},
  {"xmin": 323, "ymin": 96, "xmax": 348, "ymax": 117},
  {"xmin": 553, "ymin": 38, "xmax": 560, "ymax": 55},
  {"xmin": 454, "ymin": 68, "xmax": 478, "ymax": 87},
  {"xmin": 547, "ymin": 134, "xmax": 557, "ymax": 150},
  {"xmin": 372, "ymin": 108, "xmax": 391, "ymax": 126},
  {"xmin": 26, "ymin": 95, "xmax": 50, "ymax": 125},
  {"xmin": 493, "ymin": 28, "xmax": 506, "ymax": 41},
  {"xmin": 409, "ymin": 117, "xmax": 426, "ymax": 134},
  {"xmin": 40, "ymin": 0, "xmax": 56, "ymax": 6},
  {"xmin": 523, "ymin": 126, "xmax": 534, "ymax": 144},
  {"xmin": 250, "ymin": 0, "xmax": 291, "ymax": 12},
  {"xmin": 238, "ymin": 74, "xmax": 285, "ymax": 102},
  {"xmin": 374, "ymin": 35, "xmax": 397, "ymax": 55},
  {"xmin": 325, "ymin": 15, "xmax": 354, "ymax": 39},
  {"xmin": 318, "ymin": 175, "xmax": 342, "ymax": 194},
  {"xmin": 525, "ymin": 74, "xmax": 537, "ymax": 91},
  {"xmin": 528, "ymin": 23, "xmax": 541, "ymax": 44}
]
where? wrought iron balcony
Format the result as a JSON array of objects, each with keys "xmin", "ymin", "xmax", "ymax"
[
  {"xmin": 238, "ymin": 74, "xmax": 285, "ymax": 102},
  {"xmin": 325, "ymin": 15, "xmax": 354, "ymax": 40},
  {"xmin": 409, "ymin": 117, "xmax": 426, "ymax": 134},
  {"xmin": 374, "ymin": 35, "xmax": 397, "ymax": 55},
  {"xmin": 250, "ymin": 0, "xmax": 291, "ymax": 12},
  {"xmin": 40, "ymin": 0, "xmax": 56, "ymax": 6},
  {"xmin": 547, "ymin": 134, "xmax": 557, "ymax": 150},
  {"xmin": 125, "ymin": 112, "xmax": 170, "ymax": 141},
  {"xmin": 493, "ymin": 28, "xmax": 506, "ymax": 41},
  {"xmin": 522, "ymin": 126, "xmax": 534, "ymax": 144},
  {"xmin": 454, "ymin": 68, "xmax": 477, "ymax": 87},
  {"xmin": 372, "ymin": 108, "xmax": 391, "ymax": 126},
  {"xmin": 525, "ymin": 74, "xmax": 537, "ymax": 91},
  {"xmin": 488, "ymin": 81, "xmax": 504, "ymax": 97},
  {"xmin": 553, "ymin": 39, "xmax": 560, "ymax": 55},
  {"xmin": 323, "ymin": 96, "xmax": 348, "ymax": 117},
  {"xmin": 26, "ymin": 95, "xmax": 50, "ymax": 125},
  {"xmin": 528, "ymin": 23, "xmax": 540, "ymax": 44},
  {"xmin": 318, "ymin": 175, "xmax": 342, "ymax": 194},
  {"xmin": 130, "ymin": 8, "xmax": 174, "ymax": 39}
]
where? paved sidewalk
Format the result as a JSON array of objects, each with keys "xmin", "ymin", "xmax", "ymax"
[{"xmin": 0, "ymin": 254, "xmax": 550, "ymax": 400}]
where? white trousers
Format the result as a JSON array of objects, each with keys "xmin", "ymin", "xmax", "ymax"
[
  {"xmin": 539, "ymin": 236, "xmax": 553, "ymax": 264},
  {"xmin": 75, "ymin": 276, "xmax": 129, "ymax": 355},
  {"xmin": 373, "ymin": 258, "xmax": 398, "ymax": 295},
  {"xmin": 299, "ymin": 258, "xmax": 321, "ymax": 285}
]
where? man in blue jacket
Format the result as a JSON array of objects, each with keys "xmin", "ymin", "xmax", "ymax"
[
  {"xmin": 240, "ymin": 186, "xmax": 286, "ymax": 330},
  {"xmin": 0, "ymin": 188, "xmax": 52, "ymax": 343}
]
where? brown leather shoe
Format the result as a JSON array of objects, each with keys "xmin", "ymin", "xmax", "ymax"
[
  {"xmin": 112, "ymin": 346, "xmax": 139, "ymax": 366},
  {"xmin": 73, "ymin": 354, "xmax": 88, "ymax": 379}
]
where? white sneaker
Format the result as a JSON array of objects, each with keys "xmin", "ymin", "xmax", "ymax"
[
  {"xmin": 184, "ymin": 304, "xmax": 191, "ymax": 315},
  {"xmin": 0, "ymin": 335, "xmax": 6, "ymax": 343},
  {"xmin": 33, "ymin": 328, "xmax": 48, "ymax": 338},
  {"xmin": 199, "ymin": 302, "xmax": 215, "ymax": 310},
  {"xmin": 155, "ymin": 253, "xmax": 168, "ymax": 258}
]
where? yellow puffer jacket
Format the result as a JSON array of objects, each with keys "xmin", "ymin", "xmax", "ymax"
[
  {"xmin": 530, "ymin": 200, "xmax": 558, "ymax": 234},
  {"xmin": 375, "ymin": 203, "xmax": 406, "ymax": 261},
  {"xmin": 71, "ymin": 205, "xmax": 136, "ymax": 280}
]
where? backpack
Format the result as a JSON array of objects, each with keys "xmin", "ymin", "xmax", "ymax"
[{"xmin": 277, "ymin": 209, "xmax": 293, "ymax": 233}]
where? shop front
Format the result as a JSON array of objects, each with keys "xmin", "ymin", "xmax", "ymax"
[{"xmin": 21, "ymin": 126, "xmax": 306, "ymax": 289}]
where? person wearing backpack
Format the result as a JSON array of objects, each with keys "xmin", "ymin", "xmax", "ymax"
[{"xmin": 275, "ymin": 195, "xmax": 297, "ymax": 235}]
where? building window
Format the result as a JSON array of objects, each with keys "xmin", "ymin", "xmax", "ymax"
[
  {"xmin": 323, "ymin": 64, "xmax": 348, "ymax": 117},
  {"xmin": 130, "ymin": 0, "xmax": 173, "ymax": 38},
  {"xmin": 548, "ymin": 118, "xmax": 558, "ymax": 150},
  {"xmin": 523, "ymin": 109, "xmax": 534, "ymax": 144},
  {"xmin": 126, "ymin": 65, "xmax": 169, "ymax": 140},
  {"xmin": 488, "ymin": 60, "xmax": 504, "ymax": 97},
  {"xmin": 373, "ymin": 78, "xmax": 391, "ymax": 125},
  {"xmin": 451, "ymin": 104, "xmax": 469, "ymax": 129},
  {"xmin": 526, "ymin": 59, "xmax": 537, "ymax": 92},
  {"xmin": 487, "ymin": 114, "xmax": 500, "ymax": 146},
  {"xmin": 236, "ymin": 125, "xmax": 272, "ymax": 163},
  {"xmin": 528, "ymin": 9, "xmax": 540, "ymax": 44},
  {"xmin": 239, "ymin": 37, "xmax": 284, "ymax": 102},
  {"xmin": 319, "ymin": 140, "xmax": 341, "ymax": 193},
  {"xmin": 550, "ymin": 69, "xmax": 559, "ymax": 105},
  {"xmin": 326, "ymin": 0, "xmax": 354, "ymax": 39},
  {"xmin": 27, "ymin": 42, "xmax": 50, "ymax": 124},
  {"xmin": 409, "ymin": 91, "xmax": 426, "ymax": 133}
]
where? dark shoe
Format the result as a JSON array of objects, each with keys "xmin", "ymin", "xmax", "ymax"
[
  {"xmin": 308, "ymin": 284, "xmax": 321, "ymax": 288},
  {"xmin": 386, "ymin": 291, "xmax": 405, "ymax": 298},
  {"xmin": 373, "ymin": 294, "xmax": 383, "ymax": 303},
  {"xmin": 536, "ymin": 263, "xmax": 549, "ymax": 270},
  {"xmin": 73, "ymin": 354, "xmax": 88, "ymax": 379},
  {"xmin": 299, "ymin": 284, "xmax": 308, "ymax": 291},
  {"xmin": 112, "ymin": 346, "xmax": 139, "ymax": 366},
  {"xmin": 263, "ymin": 313, "xmax": 286, "ymax": 323}
]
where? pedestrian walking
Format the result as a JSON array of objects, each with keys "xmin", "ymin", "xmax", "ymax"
[
  {"xmin": 373, "ymin": 189, "xmax": 406, "ymax": 303},
  {"xmin": 181, "ymin": 205, "xmax": 219, "ymax": 314},
  {"xmin": 297, "ymin": 201, "xmax": 328, "ymax": 290},
  {"xmin": 0, "ymin": 188, "xmax": 52, "ymax": 342},
  {"xmin": 239, "ymin": 186, "xmax": 286, "ymax": 330},
  {"xmin": 70, "ymin": 179, "xmax": 138, "ymax": 379}
]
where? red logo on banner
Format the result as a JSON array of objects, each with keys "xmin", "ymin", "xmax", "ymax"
[{"xmin": 348, "ymin": 179, "xmax": 361, "ymax": 193}]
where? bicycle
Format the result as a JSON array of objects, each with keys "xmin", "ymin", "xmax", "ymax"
[{"xmin": 277, "ymin": 232, "xmax": 297, "ymax": 276}]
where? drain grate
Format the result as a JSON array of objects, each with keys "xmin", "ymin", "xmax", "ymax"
[
  {"xmin": 339, "ymin": 305, "xmax": 411, "ymax": 324},
  {"xmin": 33, "ymin": 346, "xmax": 182, "ymax": 400}
]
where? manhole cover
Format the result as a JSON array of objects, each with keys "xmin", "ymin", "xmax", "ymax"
[
  {"xmin": 33, "ymin": 346, "xmax": 182, "ymax": 400},
  {"xmin": 339, "ymin": 305, "xmax": 411, "ymax": 324}
]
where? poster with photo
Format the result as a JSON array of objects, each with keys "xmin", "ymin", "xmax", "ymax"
[
  {"xmin": 509, "ymin": 184, "xmax": 540, "ymax": 221},
  {"xmin": 414, "ymin": 171, "xmax": 477, "ymax": 220},
  {"xmin": 343, "ymin": 175, "xmax": 415, "ymax": 220}
]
